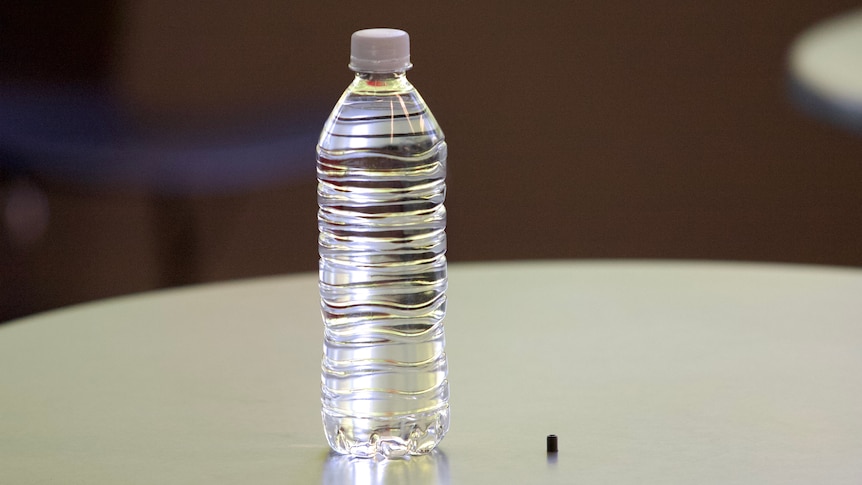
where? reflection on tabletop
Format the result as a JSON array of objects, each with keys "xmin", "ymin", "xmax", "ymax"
[{"xmin": 322, "ymin": 450, "xmax": 450, "ymax": 485}]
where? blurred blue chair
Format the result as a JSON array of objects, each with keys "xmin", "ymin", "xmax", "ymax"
[{"xmin": 0, "ymin": 83, "xmax": 321, "ymax": 288}]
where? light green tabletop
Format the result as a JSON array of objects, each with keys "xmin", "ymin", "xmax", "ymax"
[{"xmin": 2, "ymin": 261, "xmax": 861, "ymax": 484}]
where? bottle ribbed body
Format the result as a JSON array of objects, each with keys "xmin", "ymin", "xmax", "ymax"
[{"xmin": 317, "ymin": 73, "xmax": 449, "ymax": 458}]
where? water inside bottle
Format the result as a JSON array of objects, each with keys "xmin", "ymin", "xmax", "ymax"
[{"xmin": 318, "ymin": 73, "xmax": 450, "ymax": 458}]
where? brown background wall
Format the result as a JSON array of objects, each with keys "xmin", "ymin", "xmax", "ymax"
[{"xmin": 2, "ymin": 1, "xmax": 861, "ymax": 321}]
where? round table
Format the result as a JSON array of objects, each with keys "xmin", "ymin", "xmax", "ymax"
[
  {"xmin": 2, "ymin": 261, "xmax": 861, "ymax": 484},
  {"xmin": 788, "ymin": 8, "xmax": 862, "ymax": 132}
]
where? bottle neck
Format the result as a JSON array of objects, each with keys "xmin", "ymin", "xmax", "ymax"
[
  {"xmin": 355, "ymin": 71, "xmax": 406, "ymax": 80},
  {"xmin": 350, "ymin": 71, "xmax": 412, "ymax": 92}
]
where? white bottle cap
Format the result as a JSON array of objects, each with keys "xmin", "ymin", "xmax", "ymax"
[{"xmin": 349, "ymin": 28, "xmax": 412, "ymax": 73}]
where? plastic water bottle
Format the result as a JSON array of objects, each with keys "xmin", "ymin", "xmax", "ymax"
[{"xmin": 317, "ymin": 29, "xmax": 450, "ymax": 458}]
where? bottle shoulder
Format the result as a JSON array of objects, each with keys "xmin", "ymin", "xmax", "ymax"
[{"xmin": 318, "ymin": 75, "xmax": 444, "ymax": 154}]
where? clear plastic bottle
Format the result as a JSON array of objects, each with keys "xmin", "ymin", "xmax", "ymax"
[{"xmin": 317, "ymin": 29, "xmax": 450, "ymax": 458}]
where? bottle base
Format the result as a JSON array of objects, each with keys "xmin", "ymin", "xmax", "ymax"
[{"xmin": 322, "ymin": 406, "xmax": 449, "ymax": 459}]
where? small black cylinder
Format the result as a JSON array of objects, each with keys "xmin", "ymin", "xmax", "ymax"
[{"xmin": 546, "ymin": 434, "xmax": 558, "ymax": 453}]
